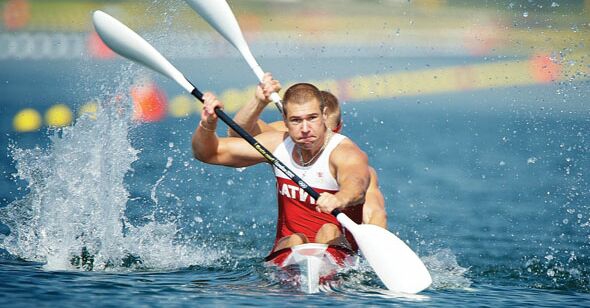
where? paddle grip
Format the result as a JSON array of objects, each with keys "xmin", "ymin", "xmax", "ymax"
[
  {"xmin": 192, "ymin": 87, "xmax": 204, "ymax": 102},
  {"xmin": 270, "ymin": 92, "xmax": 283, "ymax": 113},
  {"xmin": 331, "ymin": 208, "xmax": 342, "ymax": 216}
]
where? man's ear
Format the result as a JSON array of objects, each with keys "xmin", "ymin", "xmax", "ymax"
[{"xmin": 333, "ymin": 120, "xmax": 343, "ymax": 133}]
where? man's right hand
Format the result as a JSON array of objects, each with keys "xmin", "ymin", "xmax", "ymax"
[
  {"xmin": 201, "ymin": 92, "xmax": 224, "ymax": 131},
  {"xmin": 255, "ymin": 73, "xmax": 281, "ymax": 105}
]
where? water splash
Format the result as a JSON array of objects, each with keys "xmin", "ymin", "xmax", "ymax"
[
  {"xmin": 523, "ymin": 250, "xmax": 590, "ymax": 292},
  {"xmin": 422, "ymin": 248, "xmax": 473, "ymax": 290},
  {"xmin": 335, "ymin": 248, "xmax": 472, "ymax": 292},
  {"xmin": 0, "ymin": 98, "xmax": 219, "ymax": 271}
]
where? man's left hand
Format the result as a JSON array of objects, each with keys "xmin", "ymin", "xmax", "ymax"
[
  {"xmin": 255, "ymin": 73, "xmax": 281, "ymax": 104},
  {"xmin": 315, "ymin": 192, "xmax": 344, "ymax": 214}
]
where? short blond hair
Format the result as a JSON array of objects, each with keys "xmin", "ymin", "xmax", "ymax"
[
  {"xmin": 321, "ymin": 91, "xmax": 341, "ymax": 129},
  {"xmin": 282, "ymin": 83, "xmax": 325, "ymax": 116}
]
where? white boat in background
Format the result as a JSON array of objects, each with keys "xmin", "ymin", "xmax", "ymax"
[{"xmin": 265, "ymin": 243, "xmax": 358, "ymax": 293}]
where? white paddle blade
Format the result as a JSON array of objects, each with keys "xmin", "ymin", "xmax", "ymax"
[
  {"xmin": 183, "ymin": 0, "xmax": 264, "ymax": 80},
  {"xmin": 337, "ymin": 214, "xmax": 432, "ymax": 294},
  {"xmin": 92, "ymin": 10, "xmax": 194, "ymax": 93},
  {"xmin": 184, "ymin": 0, "xmax": 283, "ymax": 111}
]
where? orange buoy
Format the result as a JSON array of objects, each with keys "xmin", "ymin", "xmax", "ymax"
[
  {"xmin": 530, "ymin": 53, "xmax": 561, "ymax": 83},
  {"xmin": 130, "ymin": 81, "xmax": 168, "ymax": 122},
  {"xmin": 87, "ymin": 31, "xmax": 116, "ymax": 59},
  {"xmin": 3, "ymin": 0, "xmax": 30, "ymax": 30}
]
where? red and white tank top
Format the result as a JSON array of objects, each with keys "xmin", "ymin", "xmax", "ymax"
[{"xmin": 271, "ymin": 133, "xmax": 363, "ymax": 251}]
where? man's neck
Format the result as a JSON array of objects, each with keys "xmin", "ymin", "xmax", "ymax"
[{"xmin": 297, "ymin": 129, "xmax": 332, "ymax": 166}]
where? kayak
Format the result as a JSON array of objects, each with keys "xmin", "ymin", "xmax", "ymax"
[{"xmin": 264, "ymin": 243, "xmax": 358, "ymax": 293}]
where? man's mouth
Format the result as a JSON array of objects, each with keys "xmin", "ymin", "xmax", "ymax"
[{"xmin": 298, "ymin": 137, "xmax": 315, "ymax": 144}]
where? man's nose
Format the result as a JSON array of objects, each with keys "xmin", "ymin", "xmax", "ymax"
[{"xmin": 302, "ymin": 120, "xmax": 310, "ymax": 132}]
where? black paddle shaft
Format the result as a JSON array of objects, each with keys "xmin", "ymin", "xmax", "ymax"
[{"xmin": 191, "ymin": 87, "xmax": 343, "ymax": 217}]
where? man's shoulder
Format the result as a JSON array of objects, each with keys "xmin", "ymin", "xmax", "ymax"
[
  {"xmin": 333, "ymin": 133, "xmax": 360, "ymax": 150},
  {"xmin": 331, "ymin": 134, "xmax": 367, "ymax": 161}
]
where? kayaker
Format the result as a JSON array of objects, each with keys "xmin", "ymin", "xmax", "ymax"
[
  {"xmin": 192, "ymin": 83, "xmax": 370, "ymax": 254},
  {"xmin": 228, "ymin": 73, "xmax": 387, "ymax": 229}
]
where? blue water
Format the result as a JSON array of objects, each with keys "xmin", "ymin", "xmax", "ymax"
[{"xmin": 1, "ymin": 57, "xmax": 589, "ymax": 306}]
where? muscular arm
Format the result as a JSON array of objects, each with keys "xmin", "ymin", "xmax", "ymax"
[
  {"xmin": 334, "ymin": 143, "xmax": 370, "ymax": 207},
  {"xmin": 363, "ymin": 167, "xmax": 388, "ymax": 228},
  {"xmin": 192, "ymin": 91, "xmax": 282, "ymax": 168},
  {"xmin": 192, "ymin": 126, "xmax": 282, "ymax": 168},
  {"xmin": 228, "ymin": 97, "xmax": 269, "ymax": 137},
  {"xmin": 228, "ymin": 73, "xmax": 282, "ymax": 137},
  {"xmin": 316, "ymin": 140, "xmax": 370, "ymax": 213},
  {"xmin": 267, "ymin": 121, "xmax": 287, "ymax": 132}
]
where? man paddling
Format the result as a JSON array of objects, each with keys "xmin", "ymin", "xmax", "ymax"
[
  {"xmin": 192, "ymin": 83, "xmax": 370, "ymax": 253},
  {"xmin": 228, "ymin": 73, "xmax": 387, "ymax": 228}
]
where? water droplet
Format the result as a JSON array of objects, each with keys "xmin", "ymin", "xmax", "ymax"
[
  {"xmin": 523, "ymin": 11, "xmax": 529, "ymax": 18},
  {"xmin": 545, "ymin": 254, "xmax": 554, "ymax": 261}
]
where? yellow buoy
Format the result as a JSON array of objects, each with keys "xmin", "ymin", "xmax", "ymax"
[
  {"xmin": 168, "ymin": 95, "xmax": 198, "ymax": 118},
  {"xmin": 79, "ymin": 101, "xmax": 98, "ymax": 119},
  {"xmin": 45, "ymin": 104, "xmax": 73, "ymax": 127},
  {"xmin": 13, "ymin": 108, "xmax": 42, "ymax": 132}
]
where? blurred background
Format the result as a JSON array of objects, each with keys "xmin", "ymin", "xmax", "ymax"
[
  {"xmin": 1, "ymin": 0, "xmax": 588, "ymax": 132},
  {"xmin": 0, "ymin": 0, "xmax": 589, "ymax": 301}
]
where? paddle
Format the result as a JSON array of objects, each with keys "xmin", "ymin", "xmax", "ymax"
[
  {"xmin": 182, "ymin": 0, "xmax": 434, "ymax": 293},
  {"xmin": 183, "ymin": 0, "xmax": 283, "ymax": 113},
  {"xmin": 92, "ymin": 10, "xmax": 432, "ymax": 294}
]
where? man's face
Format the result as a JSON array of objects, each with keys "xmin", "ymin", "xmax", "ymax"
[{"xmin": 284, "ymin": 98, "xmax": 328, "ymax": 151}]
